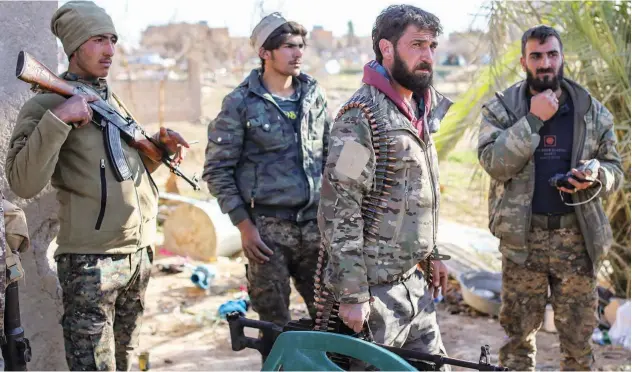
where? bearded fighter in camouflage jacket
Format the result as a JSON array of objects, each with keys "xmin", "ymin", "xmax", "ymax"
[
  {"xmin": 317, "ymin": 5, "xmax": 454, "ymax": 365},
  {"xmin": 478, "ymin": 26, "xmax": 623, "ymax": 371}
]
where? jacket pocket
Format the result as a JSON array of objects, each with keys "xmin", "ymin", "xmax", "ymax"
[
  {"xmin": 488, "ymin": 180, "xmax": 506, "ymax": 238},
  {"xmin": 208, "ymin": 130, "xmax": 233, "ymax": 146},
  {"xmin": 95, "ymin": 159, "xmax": 107, "ymax": 230},
  {"xmin": 245, "ymin": 117, "xmax": 288, "ymax": 153}
]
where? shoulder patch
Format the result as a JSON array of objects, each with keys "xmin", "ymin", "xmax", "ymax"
[{"xmin": 335, "ymin": 141, "xmax": 370, "ymax": 180}]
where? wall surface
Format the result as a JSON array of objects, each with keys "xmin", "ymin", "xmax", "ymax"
[
  {"xmin": 111, "ymin": 77, "xmax": 202, "ymax": 125},
  {"xmin": 0, "ymin": 1, "xmax": 68, "ymax": 370}
]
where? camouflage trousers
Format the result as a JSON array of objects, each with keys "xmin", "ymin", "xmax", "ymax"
[
  {"xmin": 499, "ymin": 220, "xmax": 596, "ymax": 371},
  {"xmin": 246, "ymin": 215, "xmax": 320, "ymax": 327},
  {"xmin": 56, "ymin": 247, "xmax": 153, "ymax": 371},
  {"xmin": 355, "ymin": 269, "xmax": 450, "ymax": 371}
]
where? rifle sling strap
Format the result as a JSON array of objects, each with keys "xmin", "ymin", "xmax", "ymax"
[{"xmin": 102, "ymin": 118, "xmax": 133, "ymax": 182}]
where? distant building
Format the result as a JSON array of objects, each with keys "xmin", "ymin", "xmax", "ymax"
[
  {"xmin": 139, "ymin": 23, "xmax": 235, "ymax": 70},
  {"xmin": 310, "ymin": 25, "xmax": 334, "ymax": 51}
]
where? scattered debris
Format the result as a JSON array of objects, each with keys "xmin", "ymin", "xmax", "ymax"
[
  {"xmin": 157, "ymin": 247, "xmax": 176, "ymax": 257},
  {"xmin": 457, "ymin": 270, "xmax": 502, "ymax": 317},
  {"xmin": 543, "ymin": 304, "xmax": 556, "ymax": 333},
  {"xmin": 187, "ymin": 264, "xmax": 216, "ymax": 290},
  {"xmin": 139, "ymin": 351, "xmax": 150, "ymax": 371},
  {"xmin": 160, "ymin": 192, "xmax": 242, "ymax": 261},
  {"xmin": 218, "ymin": 298, "xmax": 250, "ymax": 319},
  {"xmin": 604, "ymin": 297, "xmax": 626, "ymax": 328},
  {"xmin": 609, "ymin": 301, "xmax": 631, "ymax": 349},
  {"xmin": 442, "ymin": 275, "xmax": 495, "ymax": 318},
  {"xmin": 593, "ymin": 328, "xmax": 612, "ymax": 345},
  {"xmin": 156, "ymin": 263, "xmax": 184, "ymax": 274}
]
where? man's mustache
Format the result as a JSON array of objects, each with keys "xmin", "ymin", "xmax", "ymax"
[
  {"xmin": 536, "ymin": 68, "xmax": 555, "ymax": 74},
  {"xmin": 415, "ymin": 62, "xmax": 433, "ymax": 72}
]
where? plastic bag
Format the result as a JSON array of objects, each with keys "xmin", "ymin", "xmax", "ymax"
[{"xmin": 609, "ymin": 300, "xmax": 631, "ymax": 349}]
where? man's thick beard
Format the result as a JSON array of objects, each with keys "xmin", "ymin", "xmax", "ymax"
[
  {"xmin": 527, "ymin": 63, "xmax": 564, "ymax": 92},
  {"xmin": 391, "ymin": 51, "xmax": 433, "ymax": 94}
]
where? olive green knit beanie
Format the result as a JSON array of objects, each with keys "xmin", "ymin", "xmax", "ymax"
[{"xmin": 51, "ymin": 1, "xmax": 118, "ymax": 56}]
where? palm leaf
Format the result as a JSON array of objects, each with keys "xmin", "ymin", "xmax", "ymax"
[{"xmin": 434, "ymin": 42, "xmax": 522, "ymax": 160}]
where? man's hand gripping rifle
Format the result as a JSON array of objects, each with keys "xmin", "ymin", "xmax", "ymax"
[
  {"xmin": 226, "ymin": 312, "xmax": 507, "ymax": 371},
  {"xmin": 15, "ymin": 51, "xmax": 200, "ymax": 190}
]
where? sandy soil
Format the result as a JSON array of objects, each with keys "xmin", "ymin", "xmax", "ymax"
[{"xmin": 130, "ymin": 254, "xmax": 631, "ymax": 371}]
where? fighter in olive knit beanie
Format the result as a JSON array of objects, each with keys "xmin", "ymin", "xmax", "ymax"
[
  {"xmin": 51, "ymin": 1, "xmax": 118, "ymax": 57},
  {"xmin": 250, "ymin": 12, "xmax": 288, "ymax": 52}
]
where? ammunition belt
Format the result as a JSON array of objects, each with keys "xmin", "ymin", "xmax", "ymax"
[{"xmin": 313, "ymin": 95, "xmax": 435, "ymax": 332}]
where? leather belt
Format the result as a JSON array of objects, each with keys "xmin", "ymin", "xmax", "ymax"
[{"xmin": 531, "ymin": 213, "xmax": 577, "ymax": 230}]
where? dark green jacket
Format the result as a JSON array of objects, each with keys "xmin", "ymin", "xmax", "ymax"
[
  {"xmin": 203, "ymin": 69, "xmax": 332, "ymax": 225},
  {"xmin": 6, "ymin": 74, "xmax": 159, "ymax": 256}
]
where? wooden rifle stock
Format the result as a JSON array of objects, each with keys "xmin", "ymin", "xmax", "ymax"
[
  {"xmin": 15, "ymin": 50, "xmax": 201, "ymax": 190},
  {"xmin": 15, "ymin": 51, "xmax": 99, "ymax": 101}
]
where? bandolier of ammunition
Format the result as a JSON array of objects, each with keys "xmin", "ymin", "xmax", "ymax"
[
  {"xmin": 313, "ymin": 241, "xmax": 338, "ymax": 332},
  {"xmin": 424, "ymin": 249, "xmax": 435, "ymax": 288},
  {"xmin": 313, "ymin": 95, "xmax": 434, "ymax": 333}
]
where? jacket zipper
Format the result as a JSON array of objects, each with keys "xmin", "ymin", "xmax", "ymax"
[
  {"xmin": 526, "ymin": 161, "xmax": 535, "ymax": 239},
  {"xmin": 101, "ymin": 98, "xmax": 144, "ymax": 246},
  {"xmin": 571, "ymin": 111, "xmax": 588, "ymax": 201},
  {"xmin": 404, "ymin": 167, "xmax": 410, "ymax": 211},
  {"xmin": 95, "ymin": 159, "xmax": 107, "ymax": 230},
  {"xmin": 296, "ymin": 131, "xmax": 308, "ymax": 206},
  {"xmin": 423, "ymin": 145, "xmax": 438, "ymax": 246},
  {"xmin": 251, "ymin": 163, "xmax": 258, "ymax": 208},
  {"xmin": 254, "ymin": 86, "xmax": 317, "ymax": 220}
]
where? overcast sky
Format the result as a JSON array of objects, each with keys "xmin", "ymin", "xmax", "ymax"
[{"xmin": 58, "ymin": 0, "xmax": 490, "ymax": 48}]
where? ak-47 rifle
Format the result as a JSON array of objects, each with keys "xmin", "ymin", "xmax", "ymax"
[
  {"xmin": 15, "ymin": 51, "xmax": 200, "ymax": 190},
  {"xmin": 226, "ymin": 312, "xmax": 507, "ymax": 371}
]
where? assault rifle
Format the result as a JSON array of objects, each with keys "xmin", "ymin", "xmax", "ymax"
[
  {"xmin": 15, "ymin": 51, "xmax": 200, "ymax": 190},
  {"xmin": 226, "ymin": 313, "xmax": 507, "ymax": 371}
]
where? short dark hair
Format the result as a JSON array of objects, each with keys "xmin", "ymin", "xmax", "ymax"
[
  {"xmin": 372, "ymin": 5, "xmax": 443, "ymax": 64},
  {"xmin": 260, "ymin": 21, "xmax": 307, "ymax": 70},
  {"xmin": 521, "ymin": 25, "xmax": 563, "ymax": 56}
]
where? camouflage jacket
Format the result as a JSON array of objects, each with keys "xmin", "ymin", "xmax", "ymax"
[
  {"xmin": 478, "ymin": 78, "xmax": 623, "ymax": 267},
  {"xmin": 318, "ymin": 82, "xmax": 452, "ymax": 304},
  {"xmin": 203, "ymin": 69, "xmax": 332, "ymax": 225}
]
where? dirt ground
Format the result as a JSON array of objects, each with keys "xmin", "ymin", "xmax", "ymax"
[
  {"xmin": 131, "ymin": 76, "xmax": 631, "ymax": 371},
  {"xmin": 131, "ymin": 254, "xmax": 631, "ymax": 371}
]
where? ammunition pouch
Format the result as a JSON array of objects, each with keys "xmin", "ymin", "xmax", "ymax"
[
  {"xmin": 3, "ymin": 199, "xmax": 29, "ymax": 287},
  {"xmin": 5, "ymin": 250, "xmax": 24, "ymax": 287}
]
